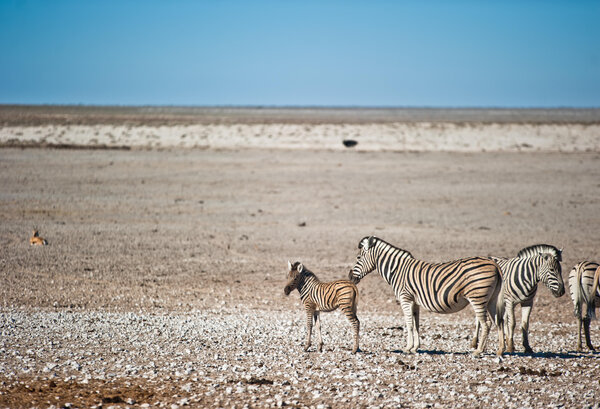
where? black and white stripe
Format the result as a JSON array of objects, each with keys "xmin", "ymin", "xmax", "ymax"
[{"xmin": 348, "ymin": 236, "xmax": 502, "ymax": 356}]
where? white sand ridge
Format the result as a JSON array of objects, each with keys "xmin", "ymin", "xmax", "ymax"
[{"xmin": 1, "ymin": 122, "xmax": 599, "ymax": 151}]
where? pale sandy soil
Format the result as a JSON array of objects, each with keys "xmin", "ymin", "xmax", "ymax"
[
  {"xmin": 2, "ymin": 123, "xmax": 599, "ymax": 152},
  {"xmin": 1, "ymin": 107, "xmax": 600, "ymax": 408},
  {"xmin": 1, "ymin": 106, "xmax": 599, "ymax": 152}
]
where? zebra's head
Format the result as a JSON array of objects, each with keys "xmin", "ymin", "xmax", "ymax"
[
  {"xmin": 537, "ymin": 253, "xmax": 565, "ymax": 297},
  {"xmin": 284, "ymin": 261, "xmax": 303, "ymax": 295},
  {"xmin": 348, "ymin": 236, "xmax": 378, "ymax": 284}
]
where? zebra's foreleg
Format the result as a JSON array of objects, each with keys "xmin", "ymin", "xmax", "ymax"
[
  {"xmin": 505, "ymin": 301, "xmax": 516, "ymax": 353},
  {"xmin": 400, "ymin": 298, "xmax": 417, "ymax": 353},
  {"xmin": 314, "ymin": 312, "xmax": 323, "ymax": 352},
  {"xmin": 520, "ymin": 301, "xmax": 534, "ymax": 354},
  {"xmin": 304, "ymin": 308, "xmax": 315, "ymax": 352}
]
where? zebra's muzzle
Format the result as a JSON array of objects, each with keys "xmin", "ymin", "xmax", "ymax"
[{"xmin": 348, "ymin": 271, "xmax": 360, "ymax": 284}]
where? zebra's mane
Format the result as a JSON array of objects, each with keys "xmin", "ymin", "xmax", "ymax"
[
  {"xmin": 372, "ymin": 236, "xmax": 414, "ymax": 259},
  {"xmin": 300, "ymin": 268, "xmax": 319, "ymax": 281},
  {"xmin": 290, "ymin": 262, "xmax": 320, "ymax": 282},
  {"xmin": 516, "ymin": 244, "xmax": 562, "ymax": 262}
]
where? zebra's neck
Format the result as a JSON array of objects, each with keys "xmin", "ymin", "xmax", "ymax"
[
  {"xmin": 499, "ymin": 256, "xmax": 542, "ymax": 299},
  {"xmin": 374, "ymin": 241, "xmax": 413, "ymax": 284},
  {"xmin": 298, "ymin": 273, "xmax": 320, "ymax": 300}
]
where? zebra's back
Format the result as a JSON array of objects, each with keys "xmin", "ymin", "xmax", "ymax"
[
  {"xmin": 311, "ymin": 280, "xmax": 358, "ymax": 312},
  {"xmin": 401, "ymin": 256, "xmax": 500, "ymax": 314}
]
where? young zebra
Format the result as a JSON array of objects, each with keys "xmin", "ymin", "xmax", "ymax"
[
  {"xmin": 348, "ymin": 236, "xmax": 502, "ymax": 356},
  {"xmin": 486, "ymin": 253, "xmax": 564, "ymax": 354},
  {"xmin": 569, "ymin": 261, "xmax": 600, "ymax": 351},
  {"xmin": 284, "ymin": 261, "xmax": 360, "ymax": 354}
]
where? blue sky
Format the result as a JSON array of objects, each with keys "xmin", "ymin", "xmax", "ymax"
[{"xmin": 1, "ymin": 1, "xmax": 599, "ymax": 107}]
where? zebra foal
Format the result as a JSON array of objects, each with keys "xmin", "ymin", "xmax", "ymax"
[
  {"xmin": 569, "ymin": 261, "xmax": 600, "ymax": 351},
  {"xmin": 349, "ymin": 236, "xmax": 502, "ymax": 356},
  {"xmin": 284, "ymin": 261, "xmax": 360, "ymax": 354}
]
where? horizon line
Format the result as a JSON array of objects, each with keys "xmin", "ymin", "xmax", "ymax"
[{"xmin": 2, "ymin": 103, "xmax": 600, "ymax": 110}]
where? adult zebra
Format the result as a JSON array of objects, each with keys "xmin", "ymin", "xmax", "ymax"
[
  {"xmin": 569, "ymin": 261, "xmax": 600, "ymax": 351},
  {"xmin": 483, "ymin": 253, "xmax": 564, "ymax": 354},
  {"xmin": 348, "ymin": 236, "xmax": 502, "ymax": 356}
]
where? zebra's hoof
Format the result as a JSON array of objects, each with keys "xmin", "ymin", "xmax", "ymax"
[
  {"xmin": 318, "ymin": 344, "xmax": 323, "ymax": 352},
  {"xmin": 524, "ymin": 347, "xmax": 534, "ymax": 354},
  {"xmin": 496, "ymin": 349, "xmax": 504, "ymax": 356}
]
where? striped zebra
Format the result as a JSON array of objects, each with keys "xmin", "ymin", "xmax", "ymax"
[
  {"xmin": 569, "ymin": 261, "xmax": 600, "ymax": 351},
  {"xmin": 488, "ymin": 253, "xmax": 564, "ymax": 354},
  {"xmin": 348, "ymin": 236, "xmax": 502, "ymax": 356},
  {"xmin": 284, "ymin": 261, "xmax": 360, "ymax": 354}
]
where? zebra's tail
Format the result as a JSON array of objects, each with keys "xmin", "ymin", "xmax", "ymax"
[
  {"xmin": 589, "ymin": 266, "xmax": 600, "ymax": 321},
  {"xmin": 485, "ymin": 259, "xmax": 503, "ymax": 328},
  {"xmin": 495, "ymin": 281, "xmax": 506, "ymax": 328},
  {"xmin": 351, "ymin": 284, "xmax": 359, "ymax": 315},
  {"xmin": 572, "ymin": 263, "xmax": 585, "ymax": 319}
]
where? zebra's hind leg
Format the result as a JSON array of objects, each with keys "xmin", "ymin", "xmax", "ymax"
[
  {"xmin": 583, "ymin": 316, "xmax": 595, "ymax": 351},
  {"xmin": 471, "ymin": 303, "xmax": 490, "ymax": 357},
  {"xmin": 485, "ymin": 297, "xmax": 504, "ymax": 356},
  {"xmin": 411, "ymin": 304, "xmax": 420, "ymax": 353},
  {"xmin": 576, "ymin": 316, "xmax": 584, "ymax": 352},
  {"xmin": 520, "ymin": 302, "xmax": 534, "ymax": 354},
  {"xmin": 343, "ymin": 308, "xmax": 360, "ymax": 354},
  {"xmin": 314, "ymin": 312, "xmax": 324, "ymax": 352},
  {"xmin": 471, "ymin": 318, "xmax": 480, "ymax": 349}
]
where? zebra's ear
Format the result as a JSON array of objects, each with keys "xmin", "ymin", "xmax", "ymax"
[
  {"xmin": 297, "ymin": 263, "xmax": 304, "ymax": 273},
  {"xmin": 368, "ymin": 236, "xmax": 377, "ymax": 248},
  {"xmin": 288, "ymin": 260, "xmax": 293, "ymax": 271},
  {"xmin": 359, "ymin": 236, "xmax": 370, "ymax": 250}
]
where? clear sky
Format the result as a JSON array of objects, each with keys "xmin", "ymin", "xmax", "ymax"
[{"xmin": 1, "ymin": 1, "xmax": 599, "ymax": 107}]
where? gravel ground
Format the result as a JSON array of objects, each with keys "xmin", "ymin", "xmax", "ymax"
[
  {"xmin": 1, "ymin": 145, "xmax": 600, "ymax": 408},
  {"xmin": 1, "ymin": 309, "xmax": 598, "ymax": 409}
]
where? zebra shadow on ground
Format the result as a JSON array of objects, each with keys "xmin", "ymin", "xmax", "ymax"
[
  {"xmin": 390, "ymin": 349, "xmax": 469, "ymax": 355},
  {"xmin": 492, "ymin": 350, "xmax": 596, "ymax": 359}
]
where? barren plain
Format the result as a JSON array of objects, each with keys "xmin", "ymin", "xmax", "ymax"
[{"xmin": 1, "ymin": 106, "xmax": 599, "ymax": 408}]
